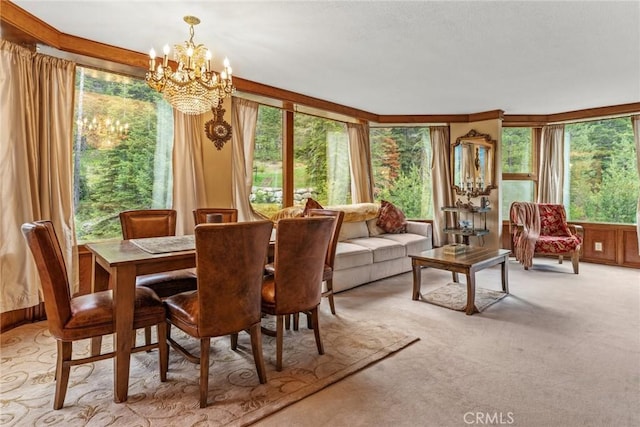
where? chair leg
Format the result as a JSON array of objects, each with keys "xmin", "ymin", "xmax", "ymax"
[
  {"xmin": 293, "ymin": 313, "xmax": 300, "ymax": 331},
  {"xmin": 326, "ymin": 279, "xmax": 336, "ymax": 315},
  {"xmin": 157, "ymin": 321, "xmax": 168, "ymax": 382},
  {"xmin": 276, "ymin": 315, "xmax": 284, "ymax": 371},
  {"xmin": 54, "ymin": 340, "xmax": 72, "ymax": 410},
  {"xmin": 310, "ymin": 307, "xmax": 324, "ymax": 355},
  {"xmin": 90, "ymin": 336, "xmax": 102, "ymax": 357},
  {"xmin": 571, "ymin": 251, "xmax": 580, "ymax": 274},
  {"xmin": 145, "ymin": 326, "xmax": 152, "ymax": 348},
  {"xmin": 284, "ymin": 314, "xmax": 291, "ymax": 330},
  {"xmin": 249, "ymin": 323, "xmax": 267, "ymax": 384},
  {"xmin": 199, "ymin": 337, "xmax": 211, "ymax": 408},
  {"xmin": 230, "ymin": 333, "xmax": 239, "ymax": 350}
]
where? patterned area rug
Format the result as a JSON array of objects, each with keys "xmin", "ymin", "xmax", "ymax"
[
  {"xmin": 0, "ymin": 314, "xmax": 418, "ymax": 427},
  {"xmin": 421, "ymin": 282, "xmax": 508, "ymax": 312}
]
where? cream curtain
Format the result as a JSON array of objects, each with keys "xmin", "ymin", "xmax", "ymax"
[
  {"xmin": 347, "ymin": 122, "xmax": 374, "ymax": 203},
  {"xmin": 430, "ymin": 126, "xmax": 454, "ymax": 247},
  {"xmin": 632, "ymin": 115, "xmax": 640, "ymax": 254},
  {"xmin": 172, "ymin": 112, "xmax": 209, "ymax": 235},
  {"xmin": 538, "ymin": 124, "xmax": 565, "ymax": 204},
  {"xmin": 0, "ymin": 40, "xmax": 77, "ymax": 313},
  {"xmin": 231, "ymin": 98, "xmax": 265, "ymax": 222}
]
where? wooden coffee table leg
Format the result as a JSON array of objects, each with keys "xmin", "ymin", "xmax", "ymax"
[
  {"xmin": 501, "ymin": 257, "xmax": 509, "ymax": 293},
  {"xmin": 412, "ymin": 262, "xmax": 421, "ymax": 300},
  {"xmin": 465, "ymin": 272, "xmax": 478, "ymax": 315}
]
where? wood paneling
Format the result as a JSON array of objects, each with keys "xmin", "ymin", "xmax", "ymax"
[
  {"xmin": 582, "ymin": 226, "xmax": 617, "ymax": 263},
  {"xmin": 621, "ymin": 230, "xmax": 640, "ymax": 267}
]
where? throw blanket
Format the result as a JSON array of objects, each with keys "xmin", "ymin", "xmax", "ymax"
[{"xmin": 511, "ymin": 202, "xmax": 540, "ymax": 268}]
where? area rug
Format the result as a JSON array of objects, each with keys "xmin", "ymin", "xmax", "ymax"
[
  {"xmin": 0, "ymin": 314, "xmax": 418, "ymax": 427},
  {"xmin": 421, "ymin": 282, "xmax": 508, "ymax": 312}
]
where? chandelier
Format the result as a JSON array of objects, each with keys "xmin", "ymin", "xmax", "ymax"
[{"xmin": 145, "ymin": 16, "xmax": 234, "ymax": 115}]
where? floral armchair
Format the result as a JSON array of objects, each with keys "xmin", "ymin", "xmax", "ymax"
[{"xmin": 509, "ymin": 202, "xmax": 584, "ymax": 274}]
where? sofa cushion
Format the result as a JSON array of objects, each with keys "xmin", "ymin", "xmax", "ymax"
[
  {"xmin": 345, "ymin": 237, "xmax": 405, "ymax": 263},
  {"xmin": 334, "ymin": 242, "xmax": 373, "ymax": 270},
  {"xmin": 380, "ymin": 233, "xmax": 430, "ymax": 256},
  {"xmin": 376, "ymin": 200, "xmax": 407, "ymax": 233},
  {"xmin": 338, "ymin": 221, "xmax": 369, "ymax": 241},
  {"xmin": 366, "ymin": 218, "xmax": 386, "ymax": 236},
  {"xmin": 301, "ymin": 197, "xmax": 324, "ymax": 216}
]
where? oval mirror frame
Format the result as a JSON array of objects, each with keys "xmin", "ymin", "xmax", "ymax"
[{"xmin": 451, "ymin": 129, "xmax": 497, "ymax": 197}]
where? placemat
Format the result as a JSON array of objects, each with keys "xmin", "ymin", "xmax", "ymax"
[{"xmin": 130, "ymin": 235, "xmax": 195, "ymax": 254}]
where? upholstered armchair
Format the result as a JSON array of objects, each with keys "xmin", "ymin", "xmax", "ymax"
[{"xmin": 509, "ymin": 202, "xmax": 584, "ymax": 274}]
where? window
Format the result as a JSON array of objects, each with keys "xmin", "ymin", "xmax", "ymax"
[
  {"xmin": 73, "ymin": 67, "xmax": 173, "ymax": 241},
  {"xmin": 501, "ymin": 127, "xmax": 536, "ymax": 219},
  {"xmin": 565, "ymin": 117, "xmax": 638, "ymax": 223},
  {"xmin": 370, "ymin": 127, "xmax": 432, "ymax": 219},
  {"xmin": 251, "ymin": 105, "xmax": 283, "ymax": 218},
  {"xmin": 294, "ymin": 113, "xmax": 351, "ymax": 206}
]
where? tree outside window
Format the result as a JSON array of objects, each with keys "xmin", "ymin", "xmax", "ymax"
[{"xmin": 370, "ymin": 127, "xmax": 432, "ymax": 219}]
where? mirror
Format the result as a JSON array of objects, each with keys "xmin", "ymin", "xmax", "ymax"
[{"xmin": 451, "ymin": 129, "xmax": 496, "ymax": 197}]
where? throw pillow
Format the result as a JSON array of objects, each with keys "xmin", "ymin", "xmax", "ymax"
[
  {"xmin": 301, "ymin": 197, "xmax": 324, "ymax": 217},
  {"xmin": 376, "ymin": 200, "xmax": 407, "ymax": 233}
]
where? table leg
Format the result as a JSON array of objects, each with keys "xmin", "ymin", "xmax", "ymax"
[
  {"xmin": 501, "ymin": 256, "xmax": 510, "ymax": 293},
  {"xmin": 112, "ymin": 265, "xmax": 136, "ymax": 403},
  {"xmin": 465, "ymin": 272, "xmax": 478, "ymax": 315},
  {"xmin": 412, "ymin": 262, "xmax": 421, "ymax": 300},
  {"xmin": 452, "ymin": 272, "xmax": 459, "ymax": 283}
]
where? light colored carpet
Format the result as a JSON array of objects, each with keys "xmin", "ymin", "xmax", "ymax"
[
  {"xmin": 421, "ymin": 281, "xmax": 508, "ymax": 312},
  {"xmin": 0, "ymin": 314, "xmax": 417, "ymax": 426}
]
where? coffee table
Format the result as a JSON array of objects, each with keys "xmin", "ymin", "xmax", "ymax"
[{"xmin": 410, "ymin": 247, "xmax": 510, "ymax": 315}]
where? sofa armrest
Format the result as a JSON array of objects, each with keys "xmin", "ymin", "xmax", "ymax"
[{"xmin": 405, "ymin": 221, "xmax": 432, "ymax": 239}]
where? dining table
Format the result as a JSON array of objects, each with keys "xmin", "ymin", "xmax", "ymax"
[{"xmin": 85, "ymin": 235, "xmax": 196, "ymax": 403}]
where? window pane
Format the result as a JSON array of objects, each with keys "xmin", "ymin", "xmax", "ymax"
[
  {"xmin": 73, "ymin": 67, "xmax": 173, "ymax": 242},
  {"xmin": 502, "ymin": 180, "xmax": 535, "ymax": 220},
  {"xmin": 370, "ymin": 127, "xmax": 432, "ymax": 219},
  {"xmin": 251, "ymin": 105, "xmax": 283, "ymax": 218},
  {"xmin": 293, "ymin": 113, "xmax": 350, "ymax": 206},
  {"xmin": 565, "ymin": 118, "xmax": 638, "ymax": 223},
  {"xmin": 502, "ymin": 127, "xmax": 532, "ymax": 173}
]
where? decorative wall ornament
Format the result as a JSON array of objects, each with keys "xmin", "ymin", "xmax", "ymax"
[{"xmin": 205, "ymin": 104, "xmax": 232, "ymax": 150}]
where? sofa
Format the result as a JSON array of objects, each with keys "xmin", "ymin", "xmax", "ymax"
[{"xmin": 271, "ymin": 202, "xmax": 433, "ymax": 293}]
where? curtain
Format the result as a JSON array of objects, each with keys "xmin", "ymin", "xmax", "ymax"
[
  {"xmin": 347, "ymin": 122, "xmax": 374, "ymax": 203},
  {"xmin": 430, "ymin": 126, "xmax": 454, "ymax": 247},
  {"xmin": 0, "ymin": 40, "xmax": 77, "ymax": 313},
  {"xmin": 538, "ymin": 124, "xmax": 565, "ymax": 204},
  {"xmin": 231, "ymin": 97, "xmax": 265, "ymax": 222},
  {"xmin": 172, "ymin": 112, "xmax": 208, "ymax": 235},
  {"xmin": 633, "ymin": 115, "xmax": 640, "ymax": 254}
]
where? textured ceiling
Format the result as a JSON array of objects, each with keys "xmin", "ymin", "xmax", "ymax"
[{"xmin": 11, "ymin": 0, "xmax": 640, "ymax": 115}]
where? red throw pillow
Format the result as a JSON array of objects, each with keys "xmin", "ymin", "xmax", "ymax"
[
  {"xmin": 301, "ymin": 198, "xmax": 324, "ymax": 217},
  {"xmin": 376, "ymin": 200, "xmax": 407, "ymax": 233}
]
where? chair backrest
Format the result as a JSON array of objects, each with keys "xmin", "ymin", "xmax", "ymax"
[
  {"xmin": 195, "ymin": 220, "xmax": 273, "ymax": 337},
  {"xmin": 21, "ymin": 221, "xmax": 71, "ymax": 338},
  {"xmin": 193, "ymin": 208, "xmax": 238, "ymax": 225},
  {"xmin": 120, "ymin": 209, "xmax": 177, "ymax": 239},
  {"xmin": 273, "ymin": 217, "xmax": 334, "ymax": 314},
  {"xmin": 308, "ymin": 209, "xmax": 344, "ymax": 269},
  {"xmin": 538, "ymin": 204, "xmax": 570, "ymax": 236}
]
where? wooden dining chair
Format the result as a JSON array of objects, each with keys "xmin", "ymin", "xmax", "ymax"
[
  {"xmin": 261, "ymin": 216, "xmax": 334, "ymax": 371},
  {"xmin": 21, "ymin": 221, "xmax": 168, "ymax": 409},
  {"xmin": 120, "ymin": 209, "xmax": 197, "ymax": 345},
  {"xmin": 163, "ymin": 220, "xmax": 273, "ymax": 408},
  {"xmin": 308, "ymin": 208, "xmax": 344, "ymax": 315},
  {"xmin": 192, "ymin": 208, "xmax": 238, "ymax": 225}
]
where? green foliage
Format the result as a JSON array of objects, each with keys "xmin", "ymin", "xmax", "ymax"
[
  {"xmin": 567, "ymin": 118, "xmax": 637, "ymax": 223},
  {"xmin": 502, "ymin": 128, "xmax": 532, "ymax": 173},
  {"xmin": 371, "ymin": 127, "xmax": 432, "ymax": 218},
  {"xmin": 74, "ymin": 68, "xmax": 172, "ymax": 241}
]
